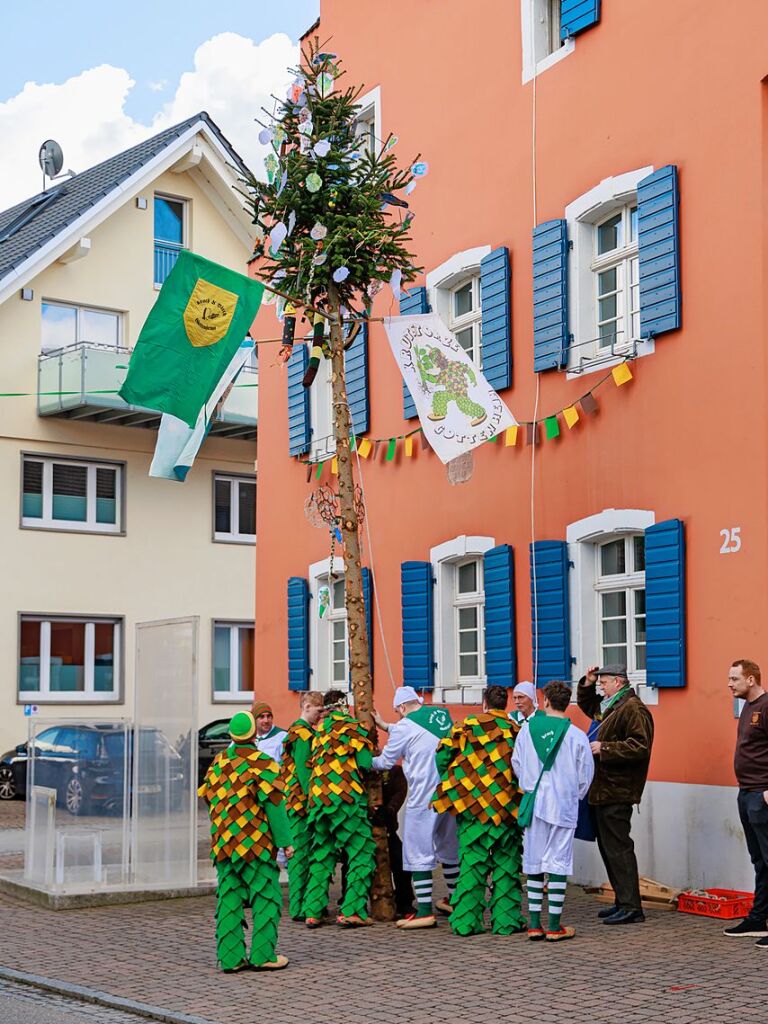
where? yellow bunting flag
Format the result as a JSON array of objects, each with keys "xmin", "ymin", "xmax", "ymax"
[
  {"xmin": 330, "ymin": 457, "xmax": 338, "ymax": 475},
  {"xmin": 357, "ymin": 438, "xmax": 372, "ymax": 459},
  {"xmin": 404, "ymin": 436, "xmax": 414, "ymax": 457},
  {"xmin": 504, "ymin": 426, "xmax": 518, "ymax": 447},
  {"xmin": 612, "ymin": 362, "xmax": 633, "ymax": 387},
  {"xmin": 562, "ymin": 406, "xmax": 580, "ymax": 429}
]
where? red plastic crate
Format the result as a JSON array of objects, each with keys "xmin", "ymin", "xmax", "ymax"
[{"xmin": 677, "ymin": 888, "xmax": 754, "ymax": 920}]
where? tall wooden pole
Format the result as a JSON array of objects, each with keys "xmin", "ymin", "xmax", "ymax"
[{"xmin": 327, "ymin": 282, "xmax": 395, "ymax": 922}]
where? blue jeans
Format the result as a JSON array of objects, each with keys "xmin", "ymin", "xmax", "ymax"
[{"xmin": 738, "ymin": 788, "xmax": 768, "ymax": 925}]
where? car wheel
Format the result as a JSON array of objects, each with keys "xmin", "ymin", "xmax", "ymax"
[
  {"xmin": 0, "ymin": 766, "xmax": 16, "ymax": 801},
  {"xmin": 65, "ymin": 776, "xmax": 85, "ymax": 816}
]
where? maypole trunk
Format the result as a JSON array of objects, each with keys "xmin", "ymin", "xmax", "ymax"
[{"xmin": 327, "ymin": 283, "xmax": 395, "ymax": 923}]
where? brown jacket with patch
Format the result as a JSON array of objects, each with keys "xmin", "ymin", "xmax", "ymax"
[{"xmin": 576, "ymin": 679, "xmax": 655, "ymax": 806}]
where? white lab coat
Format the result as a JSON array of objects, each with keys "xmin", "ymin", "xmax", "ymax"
[{"xmin": 255, "ymin": 727, "xmax": 287, "ymax": 764}]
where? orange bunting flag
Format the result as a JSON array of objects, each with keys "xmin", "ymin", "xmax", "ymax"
[
  {"xmin": 504, "ymin": 426, "xmax": 518, "ymax": 447},
  {"xmin": 404, "ymin": 436, "xmax": 414, "ymax": 457},
  {"xmin": 357, "ymin": 438, "xmax": 372, "ymax": 459},
  {"xmin": 612, "ymin": 362, "xmax": 633, "ymax": 387},
  {"xmin": 562, "ymin": 406, "xmax": 580, "ymax": 429},
  {"xmin": 330, "ymin": 457, "xmax": 338, "ymax": 475}
]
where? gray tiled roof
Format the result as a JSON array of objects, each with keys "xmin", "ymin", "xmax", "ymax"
[{"xmin": 0, "ymin": 111, "xmax": 251, "ymax": 285}]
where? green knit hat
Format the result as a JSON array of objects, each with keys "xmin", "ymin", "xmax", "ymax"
[{"xmin": 229, "ymin": 711, "xmax": 257, "ymax": 742}]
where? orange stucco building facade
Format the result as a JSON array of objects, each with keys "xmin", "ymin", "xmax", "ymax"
[{"xmin": 254, "ymin": 0, "xmax": 768, "ymax": 887}]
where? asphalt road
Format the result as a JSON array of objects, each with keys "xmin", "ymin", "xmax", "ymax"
[{"xmin": 0, "ymin": 979, "xmax": 152, "ymax": 1024}]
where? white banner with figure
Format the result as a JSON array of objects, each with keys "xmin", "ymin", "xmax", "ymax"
[{"xmin": 384, "ymin": 313, "xmax": 517, "ymax": 464}]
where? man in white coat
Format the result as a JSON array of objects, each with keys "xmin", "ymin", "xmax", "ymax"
[
  {"xmin": 511, "ymin": 680, "xmax": 594, "ymax": 943},
  {"xmin": 252, "ymin": 701, "xmax": 288, "ymax": 762},
  {"xmin": 372, "ymin": 686, "xmax": 459, "ymax": 929}
]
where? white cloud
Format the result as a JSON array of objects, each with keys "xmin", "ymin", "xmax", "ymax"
[
  {"xmin": 148, "ymin": 80, "xmax": 167, "ymax": 92},
  {"xmin": 0, "ymin": 32, "xmax": 297, "ymax": 211}
]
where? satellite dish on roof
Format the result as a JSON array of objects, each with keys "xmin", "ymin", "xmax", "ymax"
[{"xmin": 39, "ymin": 140, "xmax": 64, "ymax": 187}]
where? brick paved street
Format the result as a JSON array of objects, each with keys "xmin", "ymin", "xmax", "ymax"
[{"xmin": 0, "ymin": 877, "xmax": 762, "ymax": 1024}]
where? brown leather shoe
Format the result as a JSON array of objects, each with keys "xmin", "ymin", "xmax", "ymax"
[
  {"xmin": 396, "ymin": 914, "xmax": 437, "ymax": 929},
  {"xmin": 336, "ymin": 914, "xmax": 374, "ymax": 927},
  {"xmin": 434, "ymin": 898, "xmax": 453, "ymax": 915},
  {"xmin": 546, "ymin": 926, "xmax": 576, "ymax": 942},
  {"xmin": 251, "ymin": 954, "xmax": 289, "ymax": 970}
]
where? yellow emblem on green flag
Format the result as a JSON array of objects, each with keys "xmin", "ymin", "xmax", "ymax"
[{"xmin": 120, "ymin": 251, "xmax": 264, "ymax": 427}]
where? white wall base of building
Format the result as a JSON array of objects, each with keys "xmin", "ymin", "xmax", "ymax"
[{"xmin": 572, "ymin": 781, "xmax": 754, "ymax": 892}]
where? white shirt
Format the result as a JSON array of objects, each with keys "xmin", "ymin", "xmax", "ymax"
[
  {"xmin": 511, "ymin": 720, "xmax": 594, "ymax": 828},
  {"xmin": 255, "ymin": 726, "xmax": 287, "ymax": 764},
  {"xmin": 372, "ymin": 716, "xmax": 441, "ymax": 810}
]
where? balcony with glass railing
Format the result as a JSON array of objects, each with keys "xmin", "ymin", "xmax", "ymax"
[{"xmin": 37, "ymin": 342, "xmax": 257, "ymax": 439}]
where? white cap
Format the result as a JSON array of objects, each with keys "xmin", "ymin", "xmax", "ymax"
[
  {"xmin": 393, "ymin": 685, "xmax": 423, "ymax": 708},
  {"xmin": 512, "ymin": 681, "xmax": 538, "ymax": 707}
]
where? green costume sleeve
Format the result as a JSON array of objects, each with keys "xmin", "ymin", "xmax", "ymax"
[
  {"xmin": 265, "ymin": 800, "xmax": 293, "ymax": 848},
  {"xmin": 357, "ymin": 747, "xmax": 373, "ymax": 772},
  {"xmin": 436, "ymin": 744, "xmax": 455, "ymax": 777},
  {"xmin": 295, "ymin": 735, "xmax": 312, "ymax": 794}
]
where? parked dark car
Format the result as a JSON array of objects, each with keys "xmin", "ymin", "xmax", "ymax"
[
  {"xmin": 0, "ymin": 723, "xmax": 184, "ymax": 816},
  {"xmin": 196, "ymin": 719, "xmax": 231, "ymax": 786}
]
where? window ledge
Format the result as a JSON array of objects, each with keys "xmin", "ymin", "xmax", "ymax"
[
  {"xmin": 434, "ymin": 684, "xmax": 485, "ymax": 706},
  {"xmin": 565, "ymin": 338, "xmax": 655, "ymax": 381},
  {"xmin": 213, "ymin": 535, "xmax": 256, "ymax": 545},
  {"xmin": 17, "ymin": 695, "xmax": 122, "ymax": 705},
  {"xmin": 212, "ymin": 693, "xmax": 255, "ymax": 704}
]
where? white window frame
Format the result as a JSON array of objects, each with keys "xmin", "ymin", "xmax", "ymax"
[
  {"xmin": 565, "ymin": 167, "xmax": 655, "ymax": 378},
  {"xmin": 567, "ymin": 509, "xmax": 658, "ymax": 705},
  {"xmin": 447, "ymin": 276, "xmax": 483, "ymax": 367},
  {"xmin": 18, "ymin": 615, "xmax": 122, "ymax": 703},
  {"xmin": 354, "ymin": 86, "xmax": 382, "ymax": 157},
  {"xmin": 40, "ymin": 300, "xmax": 123, "ymax": 354},
  {"xmin": 595, "ymin": 536, "xmax": 647, "ymax": 676},
  {"xmin": 431, "ymin": 535, "xmax": 495, "ymax": 704},
  {"xmin": 213, "ymin": 473, "xmax": 256, "ymax": 544},
  {"xmin": 309, "ymin": 350, "xmax": 336, "ymax": 462},
  {"xmin": 521, "ymin": 0, "xmax": 575, "ymax": 83},
  {"xmin": 592, "ymin": 205, "xmax": 640, "ymax": 356},
  {"xmin": 309, "ymin": 556, "xmax": 350, "ymax": 693},
  {"xmin": 427, "ymin": 246, "xmax": 491, "ymax": 367},
  {"xmin": 21, "ymin": 454, "xmax": 123, "ymax": 534},
  {"xmin": 153, "ymin": 193, "xmax": 188, "ymax": 247},
  {"xmin": 212, "ymin": 621, "xmax": 255, "ymax": 703}
]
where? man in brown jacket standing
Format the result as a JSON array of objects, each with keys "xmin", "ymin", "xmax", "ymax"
[{"xmin": 577, "ymin": 665, "xmax": 654, "ymax": 925}]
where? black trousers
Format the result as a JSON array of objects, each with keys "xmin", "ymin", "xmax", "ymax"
[
  {"xmin": 738, "ymin": 789, "xmax": 768, "ymax": 925},
  {"xmin": 594, "ymin": 803, "xmax": 641, "ymax": 912}
]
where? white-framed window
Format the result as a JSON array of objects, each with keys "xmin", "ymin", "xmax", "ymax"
[
  {"xmin": 212, "ymin": 621, "xmax": 255, "ymax": 701},
  {"xmin": 213, "ymin": 474, "xmax": 256, "ymax": 543},
  {"xmin": 154, "ymin": 194, "xmax": 187, "ymax": 286},
  {"xmin": 19, "ymin": 615, "xmax": 121, "ymax": 702},
  {"xmin": 309, "ymin": 350, "xmax": 336, "ymax": 462},
  {"xmin": 41, "ymin": 301, "xmax": 122, "ymax": 354},
  {"xmin": 567, "ymin": 509, "xmax": 657, "ymax": 705},
  {"xmin": 21, "ymin": 455, "xmax": 123, "ymax": 534},
  {"xmin": 565, "ymin": 167, "xmax": 655, "ymax": 377},
  {"xmin": 431, "ymin": 535, "xmax": 495, "ymax": 704},
  {"xmin": 354, "ymin": 86, "xmax": 381, "ymax": 157},
  {"xmin": 521, "ymin": 0, "xmax": 575, "ymax": 82},
  {"xmin": 448, "ymin": 276, "xmax": 482, "ymax": 367},
  {"xmin": 309, "ymin": 557, "xmax": 349, "ymax": 692}
]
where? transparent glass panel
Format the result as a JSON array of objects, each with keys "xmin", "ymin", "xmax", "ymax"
[
  {"xmin": 22, "ymin": 459, "xmax": 43, "ymax": 518},
  {"xmin": 41, "ymin": 303, "xmax": 76, "ymax": 353},
  {"xmin": 597, "ymin": 213, "xmax": 622, "ymax": 255},
  {"xmin": 93, "ymin": 622, "xmax": 116, "ymax": 694},
  {"xmin": 601, "ymin": 591, "xmax": 627, "ymax": 618},
  {"xmin": 213, "ymin": 625, "xmax": 231, "ymax": 693},
  {"xmin": 133, "ymin": 618, "xmax": 198, "ymax": 887},
  {"xmin": 51, "ymin": 464, "xmax": 87, "ymax": 522},
  {"xmin": 455, "ymin": 327, "xmax": 474, "ymax": 358},
  {"xmin": 547, "ymin": 0, "xmax": 562, "ymax": 53},
  {"xmin": 237, "ymin": 627, "xmax": 255, "ymax": 694},
  {"xmin": 19, "ymin": 619, "xmax": 41, "ymax": 692},
  {"xmin": 458, "ymin": 606, "xmax": 478, "ymax": 630},
  {"xmin": 81, "ymin": 309, "xmax": 119, "ymax": 348},
  {"xmin": 600, "ymin": 540, "xmax": 626, "ymax": 576},
  {"xmin": 332, "ymin": 579, "xmax": 345, "ymax": 609},
  {"xmin": 459, "ymin": 653, "xmax": 479, "ymax": 677},
  {"xmin": 635, "ymin": 645, "xmax": 647, "ymax": 670},
  {"xmin": 602, "ymin": 618, "xmax": 627, "ymax": 645},
  {"xmin": 95, "ymin": 468, "xmax": 117, "ymax": 525},
  {"xmin": 214, "ymin": 478, "xmax": 231, "ymax": 534},
  {"xmin": 238, "ymin": 481, "xmax": 256, "ymax": 536},
  {"xmin": 459, "ymin": 630, "xmax": 478, "ymax": 654},
  {"xmin": 49, "ymin": 621, "xmax": 85, "ymax": 692},
  {"xmin": 453, "ymin": 281, "xmax": 473, "ymax": 318},
  {"xmin": 629, "ymin": 206, "xmax": 638, "ymax": 242},
  {"xmin": 457, "ymin": 561, "xmax": 478, "ymax": 594},
  {"xmin": 154, "ymin": 197, "xmax": 184, "ymax": 245},
  {"xmin": 602, "ymin": 644, "xmax": 627, "ymax": 665},
  {"xmin": 633, "ymin": 535, "xmax": 645, "ymax": 572},
  {"xmin": 24, "ymin": 785, "xmax": 56, "ymax": 886}
]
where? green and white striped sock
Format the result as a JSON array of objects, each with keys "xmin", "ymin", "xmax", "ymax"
[
  {"xmin": 412, "ymin": 871, "xmax": 433, "ymax": 917},
  {"xmin": 547, "ymin": 874, "xmax": 568, "ymax": 931},
  {"xmin": 442, "ymin": 861, "xmax": 460, "ymax": 900},
  {"xmin": 526, "ymin": 874, "xmax": 544, "ymax": 929}
]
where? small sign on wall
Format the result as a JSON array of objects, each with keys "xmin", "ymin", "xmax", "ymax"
[
  {"xmin": 720, "ymin": 528, "xmax": 742, "ymax": 554},
  {"xmin": 23, "ymin": 704, "xmax": 39, "ymax": 717}
]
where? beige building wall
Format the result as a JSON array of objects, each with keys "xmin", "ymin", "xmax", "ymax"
[{"xmin": 0, "ymin": 158, "xmax": 257, "ymax": 754}]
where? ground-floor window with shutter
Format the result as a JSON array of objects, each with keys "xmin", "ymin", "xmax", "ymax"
[
  {"xmin": 18, "ymin": 615, "xmax": 121, "ymax": 702},
  {"xmin": 595, "ymin": 535, "xmax": 646, "ymax": 675},
  {"xmin": 212, "ymin": 621, "xmax": 255, "ymax": 701},
  {"xmin": 21, "ymin": 454, "xmax": 123, "ymax": 534},
  {"xmin": 213, "ymin": 473, "xmax": 256, "ymax": 543}
]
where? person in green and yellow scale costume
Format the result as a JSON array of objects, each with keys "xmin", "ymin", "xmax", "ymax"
[
  {"xmin": 198, "ymin": 710, "xmax": 293, "ymax": 972},
  {"xmin": 432, "ymin": 684, "xmax": 526, "ymax": 936}
]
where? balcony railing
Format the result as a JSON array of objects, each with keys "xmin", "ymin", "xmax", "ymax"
[
  {"xmin": 154, "ymin": 241, "xmax": 183, "ymax": 286},
  {"xmin": 38, "ymin": 342, "xmax": 257, "ymax": 439}
]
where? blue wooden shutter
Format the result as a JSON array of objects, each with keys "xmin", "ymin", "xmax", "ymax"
[
  {"xmin": 345, "ymin": 321, "xmax": 369, "ymax": 436},
  {"xmin": 401, "ymin": 560, "xmax": 434, "ymax": 691},
  {"xmin": 638, "ymin": 165, "xmax": 681, "ymax": 339},
  {"xmin": 560, "ymin": 0, "xmax": 601, "ymax": 39},
  {"xmin": 529, "ymin": 541, "xmax": 571, "ymax": 685},
  {"xmin": 532, "ymin": 219, "xmax": 569, "ymax": 372},
  {"xmin": 399, "ymin": 287, "xmax": 431, "ymax": 419},
  {"xmin": 287, "ymin": 345, "xmax": 310, "ymax": 456},
  {"xmin": 484, "ymin": 544, "xmax": 517, "ymax": 687},
  {"xmin": 644, "ymin": 519, "xmax": 686, "ymax": 688},
  {"xmin": 480, "ymin": 247, "xmax": 512, "ymax": 391},
  {"xmin": 287, "ymin": 576, "xmax": 310, "ymax": 691},
  {"xmin": 362, "ymin": 567, "xmax": 373, "ymax": 675}
]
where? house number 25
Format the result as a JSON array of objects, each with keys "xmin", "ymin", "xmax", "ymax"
[{"xmin": 720, "ymin": 528, "xmax": 742, "ymax": 554}]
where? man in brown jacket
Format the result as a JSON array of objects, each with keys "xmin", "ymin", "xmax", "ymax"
[{"xmin": 577, "ymin": 664, "xmax": 654, "ymax": 925}]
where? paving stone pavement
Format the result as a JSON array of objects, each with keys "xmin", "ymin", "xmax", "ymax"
[
  {"xmin": 0, "ymin": 976, "xmax": 156, "ymax": 1023},
  {"xmin": 0, "ymin": 881, "xmax": 763, "ymax": 1024}
]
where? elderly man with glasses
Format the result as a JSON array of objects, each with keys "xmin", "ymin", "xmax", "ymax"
[{"xmin": 577, "ymin": 664, "xmax": 654, "ymax": 925}]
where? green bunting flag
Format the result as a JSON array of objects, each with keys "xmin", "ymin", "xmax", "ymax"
[
  {"xmin": 544, "ymin": 415, "xmax": 560, "ymax": 440},
  {"xmin": 119, "ymin": 251, "xmax": 264, "ymax": 428},
  {"xmin": 385, "ymin": 438, "xmax": 397, "ymax": 461}
]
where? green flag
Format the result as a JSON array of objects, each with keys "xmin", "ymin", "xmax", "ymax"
[{"xmin": 119, "ymin": 251, "xmax": 264, "ymax": 428}]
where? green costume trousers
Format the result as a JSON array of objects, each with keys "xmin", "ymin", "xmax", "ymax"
[
  {"xmin": 450, "ymin": 817, "xmax": 525, "ymax": 936},
  {"xmin": 432, "ymin": 391, "xmax": 485, "ymax": 421},
  {"xmin": 287, "ymin": 810, "xmax": 312, "ymax": 919},
  {"xmin": 214, "ymin": 857, "xmax": 282, "ymax": 970},
  {"xmin": 303, "ymin": 804, "xmax": 375, "ymax": 919}
]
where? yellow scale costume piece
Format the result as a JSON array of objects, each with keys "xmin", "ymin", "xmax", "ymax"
[{"xmin": 280, "ymin": 722, "xmax": 314, "ymax": 816}]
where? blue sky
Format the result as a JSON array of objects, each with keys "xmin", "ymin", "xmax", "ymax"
[{"xmin": 3, "ymin": 1, "xmax": 319, "ymax": 117}]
